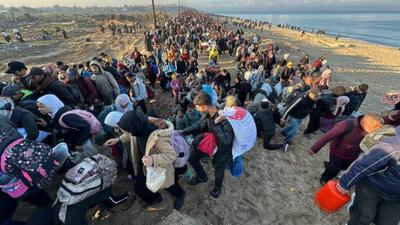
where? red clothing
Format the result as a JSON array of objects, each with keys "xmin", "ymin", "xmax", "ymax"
[
  {"xmin": 311, "ymin": 117, "xmax": 366, "ymax": 160},
  {"xmin": 76, "ymin": 77, "xmax": 98, "ymax": 105}
]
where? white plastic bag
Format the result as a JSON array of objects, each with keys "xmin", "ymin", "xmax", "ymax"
[{"xmin": 146, "ymin": 167, "xmax": 166, "ymax": 193}]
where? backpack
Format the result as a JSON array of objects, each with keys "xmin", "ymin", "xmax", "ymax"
[
  {"xmin": 66, "ymin": 85, "xmax": 83, "ymax": 103},
  {"xmin": 59, "ymin": 109, "xmax": 101, "ymax": 134},
  {"xmin": 56, "ymin": 154, "xmax": 117, "ymax": 223},
  {"xmin": 0, "ymin": 138, "xmax": 60, "ymax": 198},
  {"xmin": 170, "ymin": 131, "xmax": 190, "ymax": 168}
]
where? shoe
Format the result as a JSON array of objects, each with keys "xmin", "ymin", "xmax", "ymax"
[
  {"xmin": 141, "ymin": 195, "xmax": 163, "ymax": 208},
  {"xmin": 121, "ymin": 193, "xmax": 136, "ymax": 211},
  {"xmin": 189, "ymin": 176, "xmax": 208, "ymax": 185},
  {"xmin": 174, "ymin": 191, "xmax": 186, "ymax": 210},
  {"xmin": 282, "ymin": 141, "xmax": 290, "ymax": 153},
  {"xmin": 210, "ymin": 187, "xmax": 221, "ymax": 198}
]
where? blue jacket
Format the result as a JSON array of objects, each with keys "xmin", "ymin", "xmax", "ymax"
[{"xmin": 339, "ymin": 126, "xmax": 400, "ymax": 198}]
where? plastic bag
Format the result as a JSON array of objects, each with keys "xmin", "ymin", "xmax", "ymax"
[{"xmin": 146, "ymin": 167, "xmax": 166, "ymax": 193}]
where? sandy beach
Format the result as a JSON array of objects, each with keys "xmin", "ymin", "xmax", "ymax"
[{"xmin": 2, "ymin": 13, "xmax": 399, "ymax": 225}]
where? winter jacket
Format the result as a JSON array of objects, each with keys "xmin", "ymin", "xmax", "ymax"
[
  {"xmin": 90, "ymin": 61, "xmax": 120, "ymax": 105},
  {"xmin": 53, "ymin": 106, "xmax": 91, "ymax": 146},
  {"xmin": 76, "ymin": 77, "xmax": 98, "ymax": 105},
  {"xmin": 310, "ymin": 117, "xmax": 365, "ymax": 160},
  {"xmin": 36, "ymin": 74, "xmax": 77, "ymax": 107},
  {"xmin": 131, "ymin": 80, "xmax": 148, "ymax": 101},
  {"xmin": 185, "ymin": 110, "xmax": 201, "ymax": 126},
  {"xmin": 282, "ymin": 94, "xmax": 315, "ymax": 120},
  {"xmin": 142, "ymin": 127, "xmax": 177, "ymax": 189},
  {"xmin": 10, "ymin": 106, "xmax": 39, "ymax": 141},
  {"xmin": 343, "ymin": 91, "xmax": 367, "ymax": 115},
  {"xmin": 181, "ymin": 113, "xmax": 234, "ymax": 167},
  {"xmin": 339, "ymin": 126, "xmax": 400, "ymax": 198},
  {"xmin": 254, "ymin": 108, "xmax": 281, "ymax": 134}
]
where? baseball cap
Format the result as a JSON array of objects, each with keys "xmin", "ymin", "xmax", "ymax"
[
  {"xmin": 28, "ymin": 67, "xmax": 45, "ymax": 77},
  {"xmin": 5, "ymin": 61, "xmax": 27, "ymax": 74}
]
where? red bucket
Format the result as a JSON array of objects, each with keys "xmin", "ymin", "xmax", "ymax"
[{"xmin": 315, "ymin": 180, "xmax": 350, "ymax": 213}]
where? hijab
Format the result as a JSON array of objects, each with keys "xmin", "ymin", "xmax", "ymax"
[
  {"xmin": 333, "ymin": 96, "xmax": 350, "ymax": 116},
  {"xmin": 115, "ymin": 94, "xmax": 133, "ymax": 113},
  {"xmin": 37, "ymin": 94, "xmax": 64, "ymax": 118},
  {"xmin": 117, "ymin": 110, "xmax": 154, "ymax": 138},
  {"xmin": 104, "ymin": 111, "xmax": 123, "ymax": 128}
]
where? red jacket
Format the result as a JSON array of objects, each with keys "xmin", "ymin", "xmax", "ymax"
[
  {"xmin": 76, "ymin": 77, "xmax": 98, "ymax": 105},
  {"xmin": 311, "ymin": 117, "xmax": 366, "ymax": 160}
]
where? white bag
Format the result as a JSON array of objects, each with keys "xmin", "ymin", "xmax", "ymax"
[{"xmin": 146, "ymin": 167, "xmax": 166, "ymax": 193}]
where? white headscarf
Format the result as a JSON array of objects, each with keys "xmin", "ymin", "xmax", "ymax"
[
  {"xmin": 115, "ymin": 94, "xmax": 133, "ymax": 113},
  {"xmin": 37, "ymin": 94, "xmax": 64, "ymax": 118},
  {"xmin": 104, "ymin": 111, "xmax": 124, "ymax": 128}
]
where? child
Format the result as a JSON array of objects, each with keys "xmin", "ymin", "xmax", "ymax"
[
  {"xmin": 175, "ymin": 108, "xmax": 189, "ymax": 130},
  {"xmin": 185, "ymin": 104, "xmax": 201, "ymax": 126},
  {"xmin": 170, "ymin": 74, "xmax": 182, "ymax": 105}
]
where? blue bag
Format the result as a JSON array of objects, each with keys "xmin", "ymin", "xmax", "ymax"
[{"xmin": 227, "ymin": 156, "xmax": 243, "ymax": 177}]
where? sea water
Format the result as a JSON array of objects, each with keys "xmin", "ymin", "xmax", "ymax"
[{"xmin": 221, "ymin": 12, "xmax": 400, "ymax": 48}]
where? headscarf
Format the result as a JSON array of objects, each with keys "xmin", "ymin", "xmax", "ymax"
[
  {"xmin": 319, "ymin": 69, "xmax": 332, "ymax": 88},
  {"xmin": 333, "ymin": 96, "xmax": 350, "ymax": 116},
  {"xmin": 37, "ymin": 94, "xmax": 64, "ymax": 118},
  {"xmin": 66, "ymin": 68, "xmax": 79, "ymax": 82},
  {"xmin": 117, "ymin": 110, "xmax": 153, "ymax": 138},
  {"xmin": 115, "ymin": 94, "xmax": 133, "ymax": 113},
  {"xmin": 0, "ymin": 97, "xmax": 14, "ymax": 119},
  {"xmin": 104, "ymin": 111, "xmax": 124, "ymax": 128}
]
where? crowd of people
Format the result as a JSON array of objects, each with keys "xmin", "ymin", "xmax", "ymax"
[{"xmin": 0, "ymin": 11, "xmax": 399, "ymax": 225}]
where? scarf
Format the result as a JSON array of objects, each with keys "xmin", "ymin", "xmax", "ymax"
[
  {"xmin": 115, "ymin": 94, "xmax": 133, "ymax": 113},
  {"xmin": 37, "ymin": 94, "xmax": 64, "ymax": 119}
]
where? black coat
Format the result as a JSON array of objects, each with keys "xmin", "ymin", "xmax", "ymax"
[
  {"xmin": 11, "ymin": 106, "xmax": 39, "ymax": 141},
  {"xmin": 181, "ymin": 113, "xmax": 234, "ymax": 167},
  {"xmin": 38, "ymin": 75, "xmax": 77, "ymax": 107},
  {"xmin": 254, "ymin": 108, "xmax": 281, "ymax": 134},
  {"xmin": 53, "ymin": 107, "xmax": 91, "ymax": 146},
  {"xmin": 343, "ymin": 91, "xmax": 367, "ymax": 116}
]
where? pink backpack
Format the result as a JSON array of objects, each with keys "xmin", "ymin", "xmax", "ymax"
[{"xmin": 59, "ymin": 110, "xmax": 101, "ymax": 134}]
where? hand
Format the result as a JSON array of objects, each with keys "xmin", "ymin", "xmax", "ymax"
[
  {"xmin": 142, "ymin": 156, "xmax": 153, "ymax": 167},
  {"xmin": 336, "ymin": 182, "xmax": 350, "ymax": 195},
  {"xmin": 308, "ymin": 149, "xmax": 315, "ymax": 155},
  {"xmin": 103, "ymin": 138, "xmax": 119, "ymax": 147},
  {"xmin": 36, "ymin": 118, "xmax": 48, "ymax": 127},
  {"xmin": 153, "ymin": 119, "xmax": 168, "ymax": 129}
]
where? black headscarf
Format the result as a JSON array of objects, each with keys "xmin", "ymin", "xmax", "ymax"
[{"xmin": 117, "ymin": 110, "xmax": 157, "ymax": 156}]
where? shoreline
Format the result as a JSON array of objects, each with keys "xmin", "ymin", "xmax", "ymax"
[{"xmin": 218, "ymin": 13, "xmax": 400, "ymax": 49}]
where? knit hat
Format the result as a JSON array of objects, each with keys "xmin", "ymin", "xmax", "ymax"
[
  {"xmin": 225, "ymin": 95, "xmax": 239, "ymax": 107},
  {"xmin": 1, "ymin": 85, "xmax": 20, "ymax": 97}
]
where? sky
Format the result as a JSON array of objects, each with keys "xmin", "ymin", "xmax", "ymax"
[{"xmin": 1, "ymin": 0, "xmax": 400, "ymax": 13}]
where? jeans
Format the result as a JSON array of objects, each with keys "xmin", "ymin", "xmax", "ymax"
[
  {"xmin": 282, "ymin": 116, "xmax": 303, "ymax": 142},
  {"xmin": 348, "ymin": 180, "xmax": 400, "ymax": 225}
]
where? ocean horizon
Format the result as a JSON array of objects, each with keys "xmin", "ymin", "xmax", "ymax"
[{"xmin": 220, "ymin": 12, "xmax": 400, "ymax": 48}]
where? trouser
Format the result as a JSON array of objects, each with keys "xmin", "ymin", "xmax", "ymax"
[
  {"xmin": 263, "ymin": 132, "xmax": 283, "ymax": 150},
  {"xmin": 134, "ymin": 172, "xmax": 184, "ymax": 204},
  {"xmin": 304, "ymin": 111, "xmax": 321, "ymax": 134},
  {"xmin": 282, "ymin": 116, "xmax": 303, "ymax": 142},
  {"xmin": 348, "ymin": 181, "xmax": 400, "ymax": 225},
  {"xmin": 189, "ymin": 148, "xmax": 231, "ymax": 189},
  {"xmin": 136, "ymin": 100, "xmax": 147, "ymax": 114},
  {"xmin": 320, "ymin": 154, "xmax": 354, "ymax": 182},
  {"xmin": 0, "ymin": 189, "xmax": 52, "ymax": 225}
]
